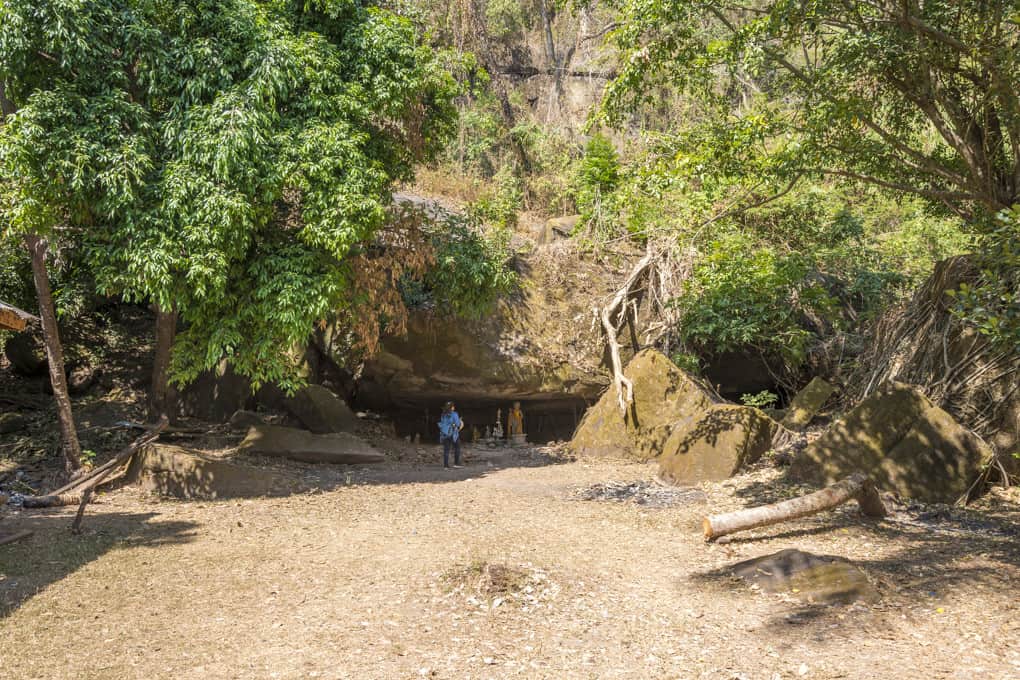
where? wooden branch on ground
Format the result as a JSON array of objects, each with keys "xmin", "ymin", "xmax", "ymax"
[
  {"xmin": 600, "ymin": 249, "xmax": 654, "ymax": 414},
  {"xmin": 0, "ymin": 530, "xmax": 33, "ymax": 546},
  {"xmin": 69, "ymin": 416, "xmax": 168, "ymax": 534},
  {"xmin": 0, "ymin": 393, "xmax": 46, "ymax": 409},
  {"xmin": 45, "ymin": 416, "xmax": 168, "ymax": 499},
  {"xmin": 21, "ymin": 493, "xmax": 83, "ymax": 508},
  {"xmin": 702, "ymin": 472, "xmax": 886, "ymax": 541}
]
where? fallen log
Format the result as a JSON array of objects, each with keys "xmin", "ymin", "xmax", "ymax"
[
  {"xmin": 21, "ymin": 493, "xmax": 83, "ymax": 508},
  {"xmin": 0, "ymin": 530, "xmax": 33, "ymax": 546},
  {"xmin": 48, "ymin": 455, "xmax": 124, "ymax": 497},
  {"xmin": 43, "ymin": 416, "xmax": 169, "ymax": 499},
  {"xmin": 702, "ymin": 472, "xmax": 886, "ymax": 541}
]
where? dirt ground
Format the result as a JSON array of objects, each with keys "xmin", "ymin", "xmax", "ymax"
[{"xmin": 1, "ymin": 442, "xmax": 1018, "ymax": 680}]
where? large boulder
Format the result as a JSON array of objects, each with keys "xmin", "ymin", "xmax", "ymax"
[
  {"xmin": 781, "ymin": 376, "xmax": 837, "ymax": 431},
  {"xmin": 285, "ymin": 384, "xmax": 357, "ymax": 434},
  {"xmin": 238, "ymin": 424, "xmax": 385, "ymax": 465},
  {"xmin": 178, "ymin": 361, "xmax": 256, "ymax": 422},
  {"xmin": 791, "ymin": 382, "xmax": 992, "ymax": 502},
  {"xmin": 847, "ymin": 256, "xmax": 1020, "ymax": 474},
  {"xmin": 658, "ymin": 405, "xmax": 776, "ymax": 484},
  {"xmin": 125, "ymin": 444, "xmax": 295, "ymax": 499},
  {"xmin": 4, "ymin": 333, "xmax": 46, "ymax": 376},
  {"xmin": 570, "ymin": 349, "xmax": 718, "ymax": 460},
  {"xmin": 0, "ymin": 412, "xmax": 28, "ymax": 435}
]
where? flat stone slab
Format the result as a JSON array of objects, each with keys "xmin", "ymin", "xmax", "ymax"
[
  {"xmin": 731, "ymin": 548, "xmax": 878, "ymax": 604},
  {"xmin": 126, "ymin": 444, "xmax": 295, "ymax": 500},
  {"xmin": 238, "ymin": 424, "xmax": 385, "ymax": 465}
]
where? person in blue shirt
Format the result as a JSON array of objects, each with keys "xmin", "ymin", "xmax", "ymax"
[{"xmin": 438, "ymin": 401, "xmax": 465, "ymax": 469}]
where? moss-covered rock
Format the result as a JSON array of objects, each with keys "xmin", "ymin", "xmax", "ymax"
[
  {"xmin": 790, "ymin": 382, "xmax": 992, "ymax": 502},
  {"xmin": 781, "ymin": 377, "xmax": 837, "ymax": 431},
  {"xmin": 658, "ymin": 405, "xmax": 776, "ymax": 484},
  {"xmin": 569, "ymin": 349, "xmax": 718, "ymax": 460}
]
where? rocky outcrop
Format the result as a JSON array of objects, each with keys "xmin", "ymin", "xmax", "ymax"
[
  {"xmin": 791, "ymin": 382, "xmax": 992, "ymax": 502},
  {"xmin": 658, "ymin": 405, "xmax": 776, "ymax": 484},
  {"xmin": 570, "ymin": 349, "xmax": 718, "ymax": 460},
  {"xmin": 849, "ymin": 256, "xmax": 1019, "ymax": 473},
  {"xmin": 238, "ymin": 424, "xmax": 385, "ymax": 465},
  {"xmin": 335, "ymin": 241, "xmax": 628, "ymax": 411},
  {"xmin": 285, "ymin": 384, "xmax": 357, "ymax": 434}
]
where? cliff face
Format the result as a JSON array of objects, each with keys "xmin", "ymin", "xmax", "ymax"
[
  {"xmin": 315, "ymin": 238, "xmax": 644, "ymax": 442},
  {"xmin": 498, "ymin": 4, "xmax": 618, "ymax": 132}
]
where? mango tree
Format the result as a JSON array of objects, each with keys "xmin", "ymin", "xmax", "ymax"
[{"xmin": 0, "ymin": 0, "xmax": 457, "ymax": 444}]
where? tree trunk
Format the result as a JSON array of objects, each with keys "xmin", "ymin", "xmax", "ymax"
[
  {"xmin": 600, "ymin": 248, "xmax": 654, "ymax": 413},
  {"xmin": 0, "ymin": 80, "xmax": 15, "ymax": 117},
  {"xmin": 24, "ymin": 233, "xmax": 82, "ymax": 473},
  {"xmin": 538, "ymin": 0, "xmax": 564, "ymax": 114},
  {"xmin": 149, "ymin": 305, "xmax": 177, "ymax": 422},
  {"xmin": 702, "ymin": 472, "xmax": 886, "ymax": 541}
]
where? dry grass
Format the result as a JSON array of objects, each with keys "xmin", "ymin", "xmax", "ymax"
[{"xmin": 1, "ymin": 444, "xmax": 1018, "ymax": 679}]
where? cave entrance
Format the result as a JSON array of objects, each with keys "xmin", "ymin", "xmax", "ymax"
[
  {"xmin": 356, "ymin": 394, "xmax": 590, "ymax": 445},
  {"xmin": 700, "ymin": 350, "xmax": 789, "ymax": 406}
]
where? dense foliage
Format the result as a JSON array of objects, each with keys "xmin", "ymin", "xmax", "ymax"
[{"xmin": 0, "ymin": 0, "xmax": 457, "ymax": 389}]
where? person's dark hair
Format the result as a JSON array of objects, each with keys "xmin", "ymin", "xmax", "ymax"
[{"xmin": 443, "ymin": 401, "xmax": 455, "ymax": 412}]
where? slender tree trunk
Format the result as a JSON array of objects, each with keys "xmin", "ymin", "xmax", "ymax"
[
  {"xmin": 149, "ymin": 305, "xmax": 178, "ymax": 423},
  {"xmin": 538, "ymin": 0, "xmax": 564, "ymax": 115},
  {"xmin": 24, "ymin": 233, "xmax": 82, "ymax": 474},
  {"xmin": 0, "ymin": 80, "xmax": 16, "ymax": 117}
]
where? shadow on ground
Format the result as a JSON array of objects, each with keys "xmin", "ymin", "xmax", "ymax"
[
  {"xmin": 688, "ymin": 507, "xmax": 1020, "ymax": 636},
  {"xmin": 0, "ymin": 510, "xmax": 198, "ymax": 618}
]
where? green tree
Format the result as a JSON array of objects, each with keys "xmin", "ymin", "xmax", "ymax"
[
  {"xmin": 0, "ymin": 0, "xmax": 457, "ymax": 447},
  {"xmin": 605, "ymin": 0, "xmax": 1020, "ymax": 216}
]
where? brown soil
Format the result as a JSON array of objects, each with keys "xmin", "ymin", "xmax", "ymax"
[{"xmin": 1, "ymin": 443, "xmax": 1018, "ymax": 679}]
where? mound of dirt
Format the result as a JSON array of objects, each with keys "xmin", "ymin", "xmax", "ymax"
[
  {"xmin": 126, "ymin": 443, "xmax": 296, "ymax": 499},
  {"xmin": 569, "ymin": 349, "xmax": 718, "ymax": 460},
  {"xmin": 238, "ymin": 424, "xmax": 385, "ymax": 465},
  {"xmin": 658, "ymin": 405, "xmax": 776, "ymax": 484},
  {"xmin": 791, "ymin": 382, "xmax": 992, "ymax": 502}
]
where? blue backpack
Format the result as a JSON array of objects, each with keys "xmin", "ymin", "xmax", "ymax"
[{"xmin": 438, "ymin": 412, "xmax": 459, "ymax": 440}]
